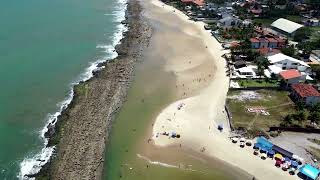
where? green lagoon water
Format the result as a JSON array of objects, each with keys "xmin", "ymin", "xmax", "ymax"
[{"xmin": 0, "ymin": 0, "xmax": 125, "ymax": 178}]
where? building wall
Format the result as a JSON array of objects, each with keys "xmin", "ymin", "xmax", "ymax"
[
  {"xmin": 287, "ymin": 77, "xmax": 302, "ymax": 84},
  {"xmin": 306, "ymin": 96, "xmax": 320, "ymax": 106},
  {"xmin": 260, "ymin": 41, "xmax": 268, "ymax": 48},
  {"xmin": 268, "ymin": 42, "xmax": 278, "ymax": 48},
  {"xmin": 251, "ymin": 42, "xmax": 260, "ymax": 49},
  {"xmin": 273, "ymin": 59, "xmax": 308, "ymax": 72}
]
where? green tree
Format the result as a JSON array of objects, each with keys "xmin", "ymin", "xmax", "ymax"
[
  {"xmin": 294, "ymin": 110, "xmax": 307, "ymax": 121},
  {"xmin": 293, "ymin": 27, "xmax": 312, "ymax": 42},
  {"xmin": 256, "ymin": 56, "xmax": 270, "ymax": 68},
  {"xmin": 281, "ymin": 46, "xmax": 295, "ymax": 57},
  {"xmin": 310, "ymin": 65, "xmax": 320, "ymax": 81},
  {"xmin": 296, "ymin": 101, "xmax": 305, "ymax": 111},
  {"xmin": 309, "ymin": 112, "xmax": 320, "ymax": 122}
]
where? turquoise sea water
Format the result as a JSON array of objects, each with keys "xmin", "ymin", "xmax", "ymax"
[{"xmin": 0, "ymin": 0, "xmax": 125, "ymax": 178}]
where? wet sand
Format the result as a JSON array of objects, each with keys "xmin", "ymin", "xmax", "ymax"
[{"xmin": 104, "ymin": 0, "xmax": 251, "ymax": 179}]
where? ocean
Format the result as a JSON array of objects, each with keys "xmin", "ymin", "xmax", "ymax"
[{"xmin": 0, "ymin": 0, "xmax": 127, "ymax": 178}]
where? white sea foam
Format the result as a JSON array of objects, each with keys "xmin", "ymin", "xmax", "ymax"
[
  {"xmin": 137, "ymin": 154, "xmax": 179, "ymax": 169},
  {"xmin": 18, "ymin": 0, "xmax": 128, "ymax": 178}
]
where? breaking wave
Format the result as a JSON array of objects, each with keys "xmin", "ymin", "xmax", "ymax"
[{"xmin": 18, "ymin": 0, "xmax": 128, "ymax": 179}]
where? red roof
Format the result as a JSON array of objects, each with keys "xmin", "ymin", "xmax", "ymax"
[
  {"xmin": 250, "ymin": 38, "xmax": 259, "ymax": 43},
  {"xmin": 267, "ymin": 38, "xmax": 278, "ymax": 43},
  {"xmin": 181, "ymin": 0, "xmax": 204, "ymax": 6},
  {"xmin": 279, "ymin": 69, "xmax": 301, "ymax": 80},
  {"xmin": 274, "ymin": 37, "xmax": 285, "ymax": 43},
  {"xmin": 292, "ymin": 84, "xmax": 320, "ymax": 97}
]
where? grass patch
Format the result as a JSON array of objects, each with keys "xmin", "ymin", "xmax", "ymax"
[
  {"xmin": 309, "ymin": 26, "xmax": 320, "ymax": 41},
  {"xmin": 285, "ymin": 15, "xmax": 303, "ymax": 23},
  {"xmin": 236, "ymin": 79, "xmax": 280, "ymax": 88},
  {"xmin": 227, "ymin": 90, "xmax": 295, "ymax": 133},
  {"xmin": 308, "ymin": 138, "xmax": 320, "ymax": 145}
]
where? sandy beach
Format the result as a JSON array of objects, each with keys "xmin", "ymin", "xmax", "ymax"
[{"xmin": 147, "ymin": 1, "xmax": 299, "ymax": 179}]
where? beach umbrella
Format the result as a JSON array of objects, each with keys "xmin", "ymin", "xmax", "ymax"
[
  {"xmin": 253, "ymin": 143, "xmax": 261, "ymax": 150},
  {"xmin": 231, "ymin": 137, "xmax": 239, "ymax": 143},
  {"xmin": 291, "ymin": 160, "xmax": 299, "ymax": 168},
  {"xmin": 274, "ymin": 153, "xmax": 283, "ymax": 160},
  {"xmin": 261, "ymin": 153, "xmax": 267, "ymax": 160},
  {"xmin": 240, "ymin": 137, "xmax": 245, "ymax": 142},
  {"xmin": 240, "ymin": 142, "xmax": 245, "ymax": 148},
  {"xmin": 253, "ymin": 149, "xmax": 259, "ymax": 155},
  {"xmin": 246, "ymin": 140, "xmax": 252, "ymax": 146},
  {"xmin": 289, "ymin": 167, "xmax": 296, "ymax": 175}
]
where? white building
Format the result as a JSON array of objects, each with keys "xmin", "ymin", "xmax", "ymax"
[
  {"xmin": 236, "ymin": 66, "xmax": 256, "ymax": 78},
  {"xmin": 267, "ymin": 53, "xmax": 310, "ymax": 72},
  {"xmin": 271, "ymin": 18, "xmax": 303, "ymax": 36}
]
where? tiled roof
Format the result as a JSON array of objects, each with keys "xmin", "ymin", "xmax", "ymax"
[
  {"xmin": 250, "ymin": 38, "xmax": 259, "ymax": 43},
  {"xmin": 292, "ymin": 84, "xmax": 320, "ymax": 97},
  {"xmin": 279, "ymin": 69, "xmax": 301, "ymax": 80},
  {"xmin": 267, "ymin": 38, "xmax": 278, "ymax": 43}
]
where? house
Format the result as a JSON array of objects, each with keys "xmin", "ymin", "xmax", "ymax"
[
  {"xmin": 267, "ymin": 38, "xmax": 278, "ymax": 48},
  {"xmin": 267, "ymin": 53, "xmax": 310, "ymax": 72},
  {"xmin": 274, "ymin": 37, "xmax": 286, "ymax": 48},
  {"xmin": 250, "ymin": 38, "xmax": 260, "ymax": 48},
  {"xmin": 250, "ymin": 37, "xmax": 285, "ymax": 49},
  {"xmin": 291, "ymin": 83, "xmax": 320, "ymax": 106},
  {"xmin": 258, "ymin": 47, "xmax": 281, "ymax": 56},
  {"xmin": 218, "ymin": 16, "xmax": 242, "ymax": 28},
  {"xmin": 237, "ymin": 66, "xmax": 256, "ymax": 78},
  {"xmin": 264, "ymin": 64, "xmax": 283, "ymax": 78},
  {"xmin": 181, "ymin": 0, "xmax": 204, "ymax": 6},
  {"xmin": 279, "ymin": 69, "xmax": 305, "ymax": 87},
  {"xmin": 271, "ymin": 18, "xmax": 304, "ymax": 36}
]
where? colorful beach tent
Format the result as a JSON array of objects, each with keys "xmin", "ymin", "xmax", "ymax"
[
  {"xmin": 267, "ymin": 150, "xmax": 275, "ymax": 157},
  {"xmin": 253, "ymin": 143, "xmax": 262, "ymax": 149},
  {"xmin": 256, "ymin": 136, "xmax": 273, "ymax": 149},
  {"xmin": 274, "ymin": 153, "xmax": 283, "ymax": 160},
  {"xmin": 299, "ymin": 164, "xmax": 320, "ymax": 180},
  {"xmin": 272, "ymin": 145, "xmax": 293, "ymax": 158}
]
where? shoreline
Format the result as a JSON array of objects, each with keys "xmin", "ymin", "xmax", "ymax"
[{"xmin": 28, "ymin": 0, "xmax": 152, "ymax": 179}]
